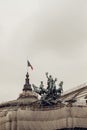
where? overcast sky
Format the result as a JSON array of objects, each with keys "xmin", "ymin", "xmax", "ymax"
[{"xmin": 0, "ymin": 0, "xmax": 87, "ymax": 102}]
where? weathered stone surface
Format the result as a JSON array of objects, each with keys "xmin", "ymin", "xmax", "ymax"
[{"xmin": 0, "ymin": 106, "xmax": 87, "ymax": 130}]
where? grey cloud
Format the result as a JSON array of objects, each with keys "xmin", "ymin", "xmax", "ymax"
[
  {"xmin": 10, "ymin": 0, "xmax": 87, "ymax": 60},
  {"xmin": 0, "ymin": 0, "xmax": 87, "ymax": 102}
]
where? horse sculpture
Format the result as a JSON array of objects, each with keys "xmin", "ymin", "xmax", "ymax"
[{"xmin": 32, "ymin": 73, "xmax": 63, "ymax": 106}]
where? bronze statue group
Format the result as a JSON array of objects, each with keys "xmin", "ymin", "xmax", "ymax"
[{"xmin": 32, "ymin": 72, "xmax": 63, "ymax": 106}]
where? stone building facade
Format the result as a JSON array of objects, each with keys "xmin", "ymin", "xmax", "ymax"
[{"xmin": 0, "ymin": 72, "xmax": 87, "ymax": 130}]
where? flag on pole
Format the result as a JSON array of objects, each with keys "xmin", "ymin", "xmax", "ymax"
[{"xmin": 27, "ymin": 60, "xmax": 33, "ymax": 70}]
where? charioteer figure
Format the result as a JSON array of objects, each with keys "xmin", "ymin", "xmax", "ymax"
[{"xmin": 46, "ymin": 72, "xmax": 54, "ymax": 90}]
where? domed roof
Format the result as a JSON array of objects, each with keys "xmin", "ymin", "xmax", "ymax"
[{"xmin": 18, "ymin": 72, "xmax": 38, "ymax": 102}]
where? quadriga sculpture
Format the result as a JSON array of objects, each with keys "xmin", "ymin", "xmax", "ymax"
[{"xmin": 32, "ymin": 72, "xmax": 63, "ymax": 106}]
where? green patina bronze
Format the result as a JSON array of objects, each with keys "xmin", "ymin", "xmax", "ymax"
[{"xmin": 32, "ymin": 72, "xmax": 63, "ymax": 106}]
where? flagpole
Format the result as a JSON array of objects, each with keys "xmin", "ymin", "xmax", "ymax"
[
  {"xmin": 27, "ymin": 60, "xmax": 28, "ymax": 73},
  {"xmin": 27, "ymin": 56, "xmax": 28, "ymax": 73}
]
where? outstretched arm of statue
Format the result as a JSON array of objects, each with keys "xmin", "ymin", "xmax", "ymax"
[{"xmin": 45, "ymin": 72, "xmax": 49, "ymax": 79}]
